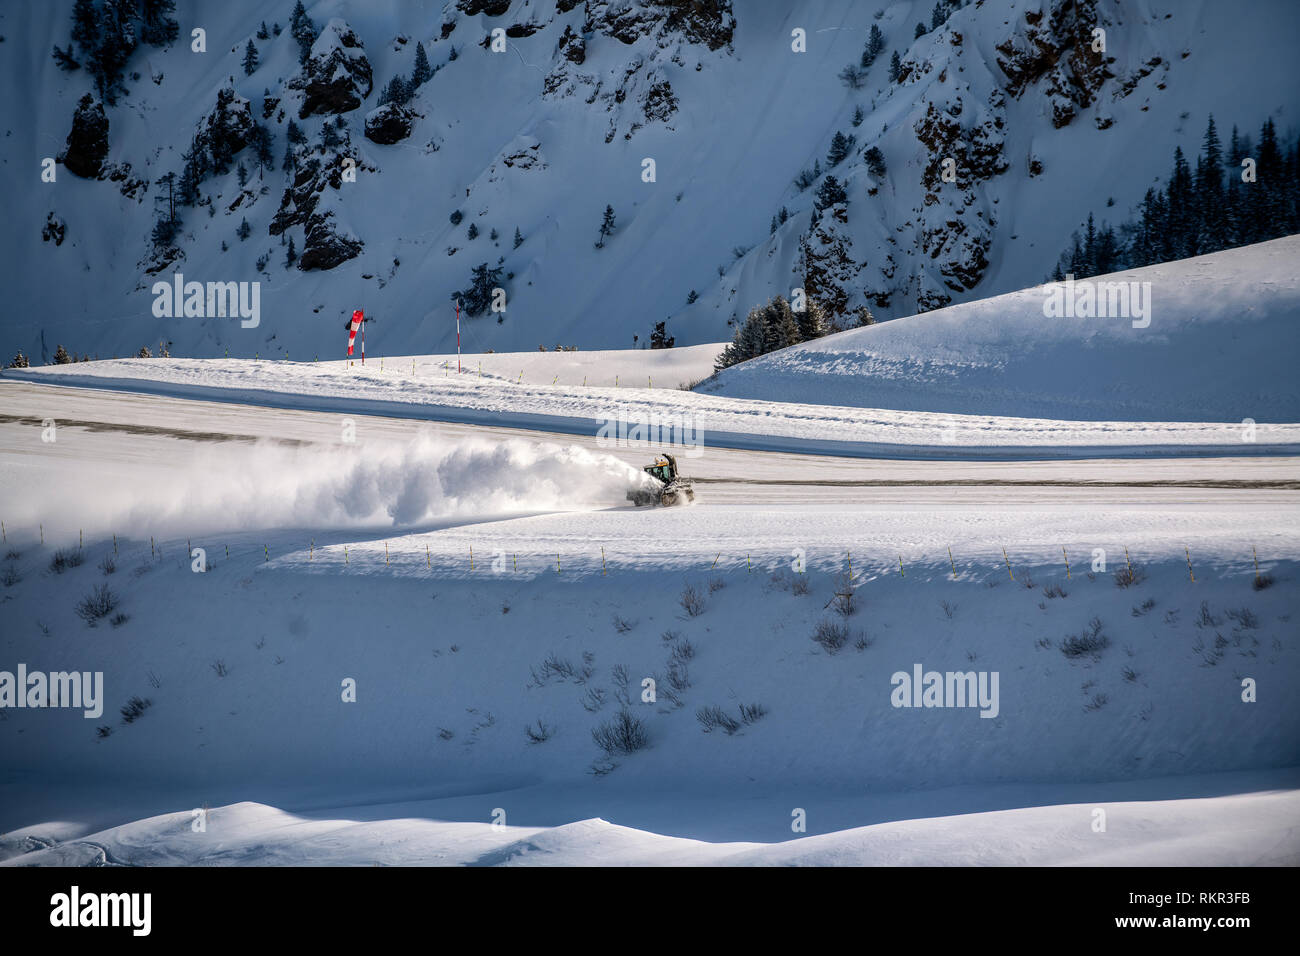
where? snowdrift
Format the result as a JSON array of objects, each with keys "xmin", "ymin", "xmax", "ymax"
[{"xmin": 708, "ymin": 237, "xmax": 1300, "ymax": 422}]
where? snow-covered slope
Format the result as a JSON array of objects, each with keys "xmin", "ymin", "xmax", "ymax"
[
  {"xmin": 9, "ymin": 783, "xmax": 1300, "ymax": 866},
  {"xmin": 4, "ymin": 0, "xmax": 1297, "ymax": 360},
  {"xmin": 707, "ymin": 236, "xmax": 1300, "ymax": 422}
]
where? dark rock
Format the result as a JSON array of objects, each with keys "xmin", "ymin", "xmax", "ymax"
[
  {"xmin": 364, "ymin": 103, "xmax": 414, "ymax": 144},
  {"xmin": 457, "ymin": 0, "xmax": 511, "ymax": 15},
  {"xmin": 299, "ymin": 211, "xmax": 363, "ymax": 270},
  {"xmin": 42, "ymin": 212, "xmax": 66, "ymax": 245},
  {"xmin": 558, "ymin": 25, "xmax": 585, "ymax": 64},
  {"xmin": 270, "ymin": 148, "xmax": 373, "ymax": 236},
  {"xmin": 294, "ymin": 19, "xmax": 373, "ymax": 118},
  {"xmin": 203, "ymin": 87, "xmax": 254, "ymax": 167},
  {"xmin": 642, "ymin": 80, "xmax": 678, "ymax": 122},
  {"xmin": 59, "ymin": 94, "xmax": 109, "ymax": 179}
]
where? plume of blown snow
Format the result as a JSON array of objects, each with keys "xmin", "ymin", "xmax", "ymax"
[{"xmin": 12, "ymin": 433, "xmax": 657, "ymax": 540}]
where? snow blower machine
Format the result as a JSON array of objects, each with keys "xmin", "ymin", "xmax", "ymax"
[{"xmin": 627, "ymin": 453, "xmax": 696, "ymax": 507}]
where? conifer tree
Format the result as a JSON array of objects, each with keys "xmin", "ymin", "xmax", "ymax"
[
  {"xmin": 290, "ymin": 1, "xmax": 317, "ymax": 66},
  {"xmin": 411, "ymin": 42, "xmax": 432, "ymax": 87}
]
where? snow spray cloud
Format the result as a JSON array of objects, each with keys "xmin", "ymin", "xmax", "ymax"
[
  {"xmin": 11, "ymin": 433, "xmax": 658, "ymax": 539},
  {"xmin": 1042, "ymin": 273, "xmax": 1151, "ymax": 328}
]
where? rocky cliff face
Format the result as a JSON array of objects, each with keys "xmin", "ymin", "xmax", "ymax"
[
  {"xmin": 15, "ymin": 0, "xmax": 1230, "ymax": 359},
  {"xmin": 292, "ymin": 19, "xmax": 373, "ymax": 118}
]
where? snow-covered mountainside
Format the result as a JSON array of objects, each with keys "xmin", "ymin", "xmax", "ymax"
[
  {"xmin": 707, "ymin": 235, "xmax": 1300, "ymax": 422},
  {"xmin": 4, "ymin": 0, "xmax": 1298, "ymax": 361}
]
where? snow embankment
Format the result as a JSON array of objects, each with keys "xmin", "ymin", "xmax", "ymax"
[
  {"xmin": 708, "ymin": 237, "xmax": 1300, "ymax": 423},
  {"xmin": 7, "ymin": 356, "xmax": 1298, "ymax": 459}
]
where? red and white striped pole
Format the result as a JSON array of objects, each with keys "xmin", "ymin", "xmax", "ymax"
[{"xmin": 361, "ymin": 311, "xmax": 365, "ymax": 366}]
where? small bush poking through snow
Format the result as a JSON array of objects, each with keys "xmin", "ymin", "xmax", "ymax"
[
  {"xmin": 96, "ymin": 725, "xmax": 112, "ymax": 739},
  {"xmin": 211, "ymin": 659, "xmax": 228, "ymax": 677},
  {"xmin": 529, "ymin": 653, "xmax": 579, "ymax": 686},
  {"xmin": 666, "ymin": 660, "xmax": 691, "ymax": 693},
  {"xmin": 120, "ymin": 696, "xmax": 152, "ymax": 723},
  {"xmin": 1, "ymin": 565, "xmax": 20, "ymax": 587},
  {"xmin": 75, "ymin": 584, "xmax": 119, "ymax": 625},
  {"xmin": 669, "ymin": 639, "xmax": 695, "ymax": 663},
  {"xmin": 707, "ymin": 577, "xmax": 726, "ymax": 594},
  {"xmin": 1114, "ymin": 564, "xmax": 1147, "ymax": 588},
  {"xmin": 612, "ymin": 615, "xmax": 636, "ymax": 633},
  {"xmin": 696, "ymin": 704, "xmax": 741, "ymax": 735},
  {"xmin": 50, "ymin": 549, "xmax": 84, "ymax": 574},
  {"xmin": 829, "ymin": 570, "xmax": 856, "ymax": 616},
  {"xmin": 1131, "ymin": 598, "xmax": 1156, "ymax": 617},
  {"xmin": 680, "ymin": 583, "xmax": 706, "ymax": 617},
  {"xmin": 791, "ymin": 575, "xmax": 811, "ymax": 596},
  {"xmin": 812, "ymin": 618, "xmax": 849, "ymax": 654},
  {"xmin": 1196, "ymin": 601, "xmax": 1221, "ymax": 628},
  {"xmin": 1253, "ymin": 574, "xmax": 1273, "ymax": 591},
  {"xmin": 698, "ymin": 702, "xmax": 767, "ymax": 734},
  {"xmin": 1060, "ymin": 617, "xmax": 1109, "ymax": 659},
  {"xmin": 592, "ymin": 709, "xmax": 649, "ymax": 756},
  {"xmin": 525, "ymin": 719, "xmax": 554, "ymax": 744},
  {"xmin": 110, "ymin": 612, "xmax": 129, "ymax": 628},
  {"xmin": 1042, "ymin": 582, "xmax": 1067, "ymax": 599},
  {"xmin": 99, "ymin": 556, "xmax": 116, "ymax": 575},
  {"xmin": 1225, "ymin": 607, "xmax": 1259, "ymax": 629}
]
